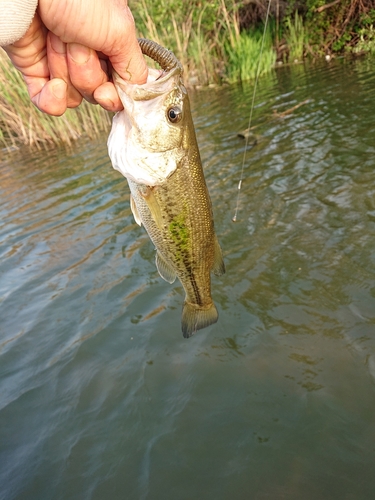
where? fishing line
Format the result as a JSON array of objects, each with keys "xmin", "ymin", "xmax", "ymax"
[{"xmin": 232, "ymin": 0, "xmax": 273, "ymax": 222}]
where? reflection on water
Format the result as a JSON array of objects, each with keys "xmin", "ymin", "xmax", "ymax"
[{"xmin": 1, "ymin": 57, "xmax": 375, "ymax": 499}]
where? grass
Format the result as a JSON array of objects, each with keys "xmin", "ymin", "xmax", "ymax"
[
  {"xmin": 1, "ymin": 0, "xmax": 303, "ymax": 149},
  {"xmin": 0, "ymin": 1, "xmax": 319, "ymax": 149},
  {"xmin": 224, "ymin": 28, "xmax": 276, "ymax": 83},
  {"xmin": 0, "ymin": 1, "xmax": 281, "ymax": 149},
  {"xmin": 134, "ymin": 0, "xmax": 278, "ymax": 86},
  {"xmin": 0, "ymin": 49, "xmax": 111, "ymax": 150},
  {"xmin": 135, "ymin": 0, "xmax": 223, "ymax": 85},
  {"xmin": 284, "ymin": 12, "xmax": 306, "ymax": 62}
]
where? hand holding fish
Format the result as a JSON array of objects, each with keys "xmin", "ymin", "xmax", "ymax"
[{"xmin": 2, "ymin": 0, "xmax": 148, "ymax": 116}]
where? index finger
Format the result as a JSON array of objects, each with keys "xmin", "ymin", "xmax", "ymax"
[{"xmin": 106, "ymin": 8, "xmax": 148, "ymax": 84}]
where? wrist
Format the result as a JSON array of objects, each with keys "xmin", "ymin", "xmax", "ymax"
[{"xmin": 0, "ymin": 0, "xmax": 38, "ymax": 46}]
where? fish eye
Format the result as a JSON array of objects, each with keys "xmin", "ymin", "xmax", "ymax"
[{"xmin": 167, "ymin": 106, "xmax": 182, "ymax": 124}]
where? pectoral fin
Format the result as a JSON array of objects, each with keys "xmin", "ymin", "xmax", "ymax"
[
  {"xmin": 212, "ymin": 237, "xmax": 225, "ymax": 276},
  {"xmin": 130, "ymin": 194, "xmax": 142, "ymax": 226},
  {"xmin": 141, "ymin": 186, "xmax": 164, "ymax": 229},
  {"xmin": 156, "ymin": 251, "xmax": 176, "ymax": 284}
]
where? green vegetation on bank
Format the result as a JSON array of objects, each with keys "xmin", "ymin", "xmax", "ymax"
[
  {"xmin": 132, "ymin": 0, "xmax": 375, "ymax": 82},
  {"xmin": 1, "ymin": 0, "xmax": 374, "ymax": 148}
]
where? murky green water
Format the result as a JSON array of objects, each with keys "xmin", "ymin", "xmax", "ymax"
[{"xmin": 1, "ymin": 57, "xmax": 375, "ymax": 500}]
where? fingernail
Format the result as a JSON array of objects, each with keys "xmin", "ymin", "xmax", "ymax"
[
  {"xmin": 52, "ymin": 81, "xmax": 66, "ymax": 100},
  {"xmin": 50, "ymin": 35, "xmax": 66, "ymax": 54},
  {"xmin": 69, "ymin": 43, "xmax": 91, "ymax": 64}
]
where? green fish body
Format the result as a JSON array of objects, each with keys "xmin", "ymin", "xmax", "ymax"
[{"xmin": 108, "ymin": 39, "xmax": 225, "ymax": 337}]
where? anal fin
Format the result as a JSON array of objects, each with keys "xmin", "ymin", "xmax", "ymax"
[{"xmin": 156, "ymin": 251, "xmax": 176, "ymax": 284}]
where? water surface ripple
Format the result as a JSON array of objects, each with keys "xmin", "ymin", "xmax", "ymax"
[{"xmin": 1, "ymin": 57, "xmax": 375, "ymax": 500}]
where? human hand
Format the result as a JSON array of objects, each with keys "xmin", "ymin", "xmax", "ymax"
[{"xmin": 3, "ymin": 0, "xmax": 148, "ymax": 116}]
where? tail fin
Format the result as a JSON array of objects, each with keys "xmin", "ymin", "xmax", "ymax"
[{"xmin": 181, "ymin": 301, "xmax": 219, "ymax": 338}]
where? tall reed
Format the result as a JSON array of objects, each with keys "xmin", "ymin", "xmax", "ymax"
[{"xmin": 0, "ymin": 49, "xmax": 111, "ymax": 150}]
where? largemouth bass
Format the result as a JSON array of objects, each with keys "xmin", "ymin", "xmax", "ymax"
[{"xmin": 108, "ymin": 39, "xmax": 225, "ymax": 338}]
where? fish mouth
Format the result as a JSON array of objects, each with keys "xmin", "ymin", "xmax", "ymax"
[{"xmin": 108, "ymin": 39, "xmax": 186, "ymax": 186}]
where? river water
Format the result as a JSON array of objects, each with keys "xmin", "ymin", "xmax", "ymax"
[{"xmin": 1, "ymin": 57, "xmax": 375, "ymax": 499}]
